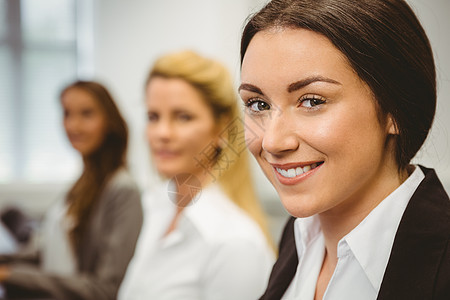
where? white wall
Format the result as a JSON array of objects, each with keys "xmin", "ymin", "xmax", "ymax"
[
  {"xmin": 407, "ymin": 0, "xmax": 450, "ymax": 191},
  {"xmin": 91, "ymin": 0, "xmax": 450, "ymax": 193},
  {"xmin": 1, "ymin": 0, "xmax": 449, "ymax": 240},
  {"xmin": 92, "ymin": 0, "xmax": 269, "ymax": 190},
  {"xmin": 86, "ymin": 0, "xmax": 450, "ymax": 241},
  {"xmin": 90, "ymin": 0, "xmax": 287, "ymax": 239}
]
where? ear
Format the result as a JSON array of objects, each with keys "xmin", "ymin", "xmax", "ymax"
[{"xmin": 387, "ymin": 114, "xmax": 399, "ymax": 135}]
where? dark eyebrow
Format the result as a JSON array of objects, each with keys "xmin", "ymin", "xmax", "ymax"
[
  {"xmin": 238, "ymin": 83, "xmax": 264, "ymax": 95},
  {"xmin": 238, "ymin": 76, "xmax": 341, "ymax": 95},
  {"xmin": 288, "ymin": 76, "xmax": 341, "ymax": 93},
  {"xmin": 173, "ymin": 109, "xmax": 193, "ymax": 115}
]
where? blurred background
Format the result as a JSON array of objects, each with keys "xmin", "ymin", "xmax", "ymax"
[{"xmin": 0, "ymin": 0, "xmax": 449, "ymax": 243}]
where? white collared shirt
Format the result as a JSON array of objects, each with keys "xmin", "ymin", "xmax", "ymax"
[
  {"xmin": 283, "ymin": 166, "xmax": 425, "ymax": 299},
  {"xmin": 40, "ymin": 198, "xmax": 76, "ymax": 275},
  {"xmin": 118, "ymin": 182, "xmax": 274, "ymax": 300}
]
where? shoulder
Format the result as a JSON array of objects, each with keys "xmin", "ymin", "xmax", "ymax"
[
  {"xmin": 99, "ymin": 168, "xmax": 142, "ymax": 210},
  {"xmin": 102, "ymin": 168, "xmax": 140, "ymax": 198},
  {"xmin": 378, "ymin": 166, "xmax": 449, "ymax": 299},
  {"xmin": 185, "ymin": 184, "xmax": 270, "ymax": 251},
  {"xmin": 406, "ymin": 166, "xmax": 450, "ymax": 232},
  {"xmin": 106, "ymin": 168, "xmax": 140, "ymax": 192}
]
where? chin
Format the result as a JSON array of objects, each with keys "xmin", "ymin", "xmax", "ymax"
[
  {"xmin": 71, "ymin": 143, "xmax": 93, "ymax": 156},
  {"xmin": 285, "ymin": 208, "xmax": 317, "ymax": 219},
  {"xmin": 279, "ymin": 194, "xmax": 322, "ymax": 218},
  {"xmin": 157, "ymin": 170, "xmax": 175, "ymax": 179},
  {"xmin": 156, "ymin": 167, "xmax": 181, "ymax": 179},
  {"xmin": 76, "ymin": 148, "xmax": 90, "ymax": 157}
]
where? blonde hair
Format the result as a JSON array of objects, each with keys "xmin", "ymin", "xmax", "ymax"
[{"xmin": 147, "ymin": 50, "xmax": 273, "ymax": 248}]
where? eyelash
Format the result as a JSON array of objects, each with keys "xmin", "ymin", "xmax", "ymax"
[
  {"xmin": 244, "ymin": 94, "xmax": 327, "ymax": 114},
  {"xmin": 298, "ymin": 94, "xmax": 327, "ymax": 110},
  {"xmin": 244, "ymin": 98, "xmax": 270, "ymax": 114}
]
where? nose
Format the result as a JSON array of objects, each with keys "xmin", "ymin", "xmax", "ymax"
[
  {"xmin": 64, "ymin": 114, "xmax": 80, "ymax": 134},
  {"xmin": 148, "ymin": 118, "xmax": 173, "ymax": 142},
  {"xmin": 261, "ymin": 111, "xmax": 299, "ymax": 155}
]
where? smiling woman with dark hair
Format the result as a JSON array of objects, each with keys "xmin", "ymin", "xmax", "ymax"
[{"xmin": 239, "ymin": 0, "xmax": 449, "ymax": 299}]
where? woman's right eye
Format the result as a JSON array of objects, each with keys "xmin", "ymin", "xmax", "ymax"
[
  {"xmin": 246, "ymin": 99, "xmax": 270, "ymax": 113},
  {"xmin": 147, "ymin": 113, "xmax": 158, "ymax": 122}
]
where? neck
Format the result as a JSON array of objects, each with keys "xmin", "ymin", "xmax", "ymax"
[
  {"xmin": 172, "ymin": 169, "xmax": 214, "ymax": 207},
  {"xmin": 164, "ymin": 170, "xmax": 214, "ymax": 236},
  {"xmin": 318, "ymin": 163, "xmax": 409, "ymax": 265}
]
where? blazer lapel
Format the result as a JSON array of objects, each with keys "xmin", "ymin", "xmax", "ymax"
[
  {"xmin": 377, "ymin": 166, "xmax": 450, "ymax": 299},
  {"xmin": 260, "ymin": 167, "xmax": 449, "ymax": 300},
  {"xmin": 260, "ymin": 217, "xmax": 298, "ymax": 300}
]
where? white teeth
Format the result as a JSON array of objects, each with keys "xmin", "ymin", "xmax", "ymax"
[
  {"xmin": 279, "ymin": 168, "xmax": 288, "ymax": 177},
  {"xmin": 276, "ymin": 163, "xmax": 321, "ymax": 178},
  {"xmin": 287, "ymin": 168, "xmax": 295, "ymax": 177}
]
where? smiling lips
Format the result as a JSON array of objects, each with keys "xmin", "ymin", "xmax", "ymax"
[
  {"xmin": 154, "ymin": 149, "xmax": 180, "ymax": 159},
  {"xmin": 274, "ymin": 161, "xmax": 323, "ymax": 179},
  {"xmin": 68, "ymin": 135, "xmax": 85, "ymax": 143}
]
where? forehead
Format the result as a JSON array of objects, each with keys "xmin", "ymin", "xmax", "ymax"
[
  {"xmin": 62, "ymin": 88, "xmax": 99, "ymax": 109},
  {"xmin": 146, "ymin": 77, "xmax": 209, "ymax": 111},
  {"xmin": 241, "ymin": 28, "xmax": 354, "ymax": 86}
]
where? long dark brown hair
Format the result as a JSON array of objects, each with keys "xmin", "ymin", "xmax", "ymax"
[
  {"xmin": 60, "ymin": 80, "xmax": 128, "ymax": 250},
  {"xmin": 241, "ymin": 0, "xmax": 436, "ymax": 171}
]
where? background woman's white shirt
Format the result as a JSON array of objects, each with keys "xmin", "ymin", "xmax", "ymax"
[
  {"xmin": 40, "ymin": 198, "xmax": 77, "ymax": 275},
  {"xmin": 118, "ymin": 182, "xmax": 274, "ymax": 300}
]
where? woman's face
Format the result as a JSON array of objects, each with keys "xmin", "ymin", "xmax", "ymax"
[
  {"xmin": 240, "ymin": 28, "xmax": 399, "ymax": 218},
  {"xmin": 62, "ymin": 88, "xmax": 107, "ymax": 157},
  {"xmin": 146, "ymin": 77, "xmax": 221, "ymax": 179}
]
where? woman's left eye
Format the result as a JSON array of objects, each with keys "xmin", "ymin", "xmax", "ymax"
[
  {"xmin": 81, "ymin": 109, "xmax": 94, "ymax": 118},
  {"xmin": 178, "ymin": 114, "xmax": 193, "ymax": 121},
  {"xmin": 298, "ymin": 95, "xmax": 326, "ymax": 109}
]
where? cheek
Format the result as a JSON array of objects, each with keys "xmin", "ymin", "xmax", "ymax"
[
  {"xmin": 193, "ymin": 129, "xmax": 218, "ymax": 153},
  {"xmin": 87, "ymin": 118, "xmax": 107, "ymax": 147},
  {"xmin": 244, "ymin": 114, "xmax": 265, "ymax": 157},
  {"xmin": 313, "ymin": 119, "xmax": 347, "ymax": 150},
  {"xmin": 315, "ymin": 108, "xmax": 386, "ymax": 163},
  {"xmin": 63, "ymin": 120, "xmax": 70, "ymax": 134},
  {"xmin": 174, "ymin": 123, "xmax": 216, "ymax": 159},
  {"xmin": 146, "ymin": 124, "xmax": 155, "ymax": 144}
]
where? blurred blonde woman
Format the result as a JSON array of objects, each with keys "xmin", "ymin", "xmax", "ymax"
[{"xmin": 119, "ymin": 50, "xmax": 274, "ymax": 300}]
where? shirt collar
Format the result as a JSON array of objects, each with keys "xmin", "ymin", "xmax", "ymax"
[
  {"xmin": 181, "ymin": 183, "xmax": 231, "ymax": 240},
  {"xmin": 344, "ymin": 165, "xmax": 425, "ymax": 291},
  {"xmin": 144, "ymin": 182, "xmax": 229, "ymax": 247},
  {"xmin": 294, "ymin": 214, "xmax": 321, "ymax": 260},
  {"xmin": 293, "ymin": 166, "xmax": 425, "ymax": 292}
]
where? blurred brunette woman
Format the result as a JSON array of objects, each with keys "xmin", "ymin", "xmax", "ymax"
[{"xmin": 0, "ymin": 81, "xmax": 143, "ymax": 300}]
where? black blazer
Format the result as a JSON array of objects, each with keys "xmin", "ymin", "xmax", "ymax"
[{"xmin": 260, "ymin": 166, "xmax": 450, "ymax": 300}]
